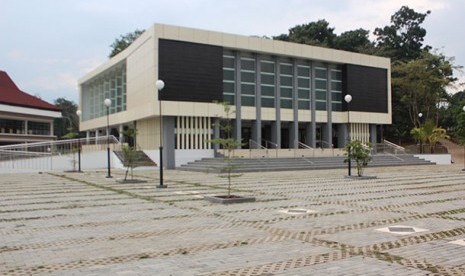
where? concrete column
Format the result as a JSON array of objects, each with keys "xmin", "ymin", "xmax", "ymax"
[
  {"xmin": 292, "ymin": 59, "xmax": 298, "ymax": 149},
  {"xmin": 271, "ymin": 121, "xmax": 280, "ymax": 148},
  {"xmin": 164, "ymin": 116, "xmax": 176, "ymax": 169},
  {"xmin": 338, "ymin": 124, "xmax": 348, "ymax": 148},
  {"xmin": 95, "ymin": 129, "xmax": 99, "ymax": 145},
  {"xmin": 213, "ymin": 118, "xmax": 220, "ymax": 152},
  {"xmin": 251, "ymin": 120, "xmax": 261, "ymax": 148},
  {"xmin": 254, "ymin": 55, "xmax": 262, "ymax": 148},
  {"xmin": 234, "ymin": 52, "xmax": 242, "ymax": 148},
  {"xmin": 370, "ymin": 124, "xmax": 377, "ymax": 153},
  {"xmin": 305, "ymin": 123, "xmax": 313, "ymax": 147},
  {"xmin": 322, "ymin": 123, "xmax": 331, "ymax": 148},
  {"xmin": 274, "ymin": 57, "xmax": 281, "ymax": 149},
  {"xmin": 310, "ymin": 61, "xmax": 317, "ymax": 148},
  {"xmin": 119, "ymin": 124, "xmax": 124, "ymax": 143}
]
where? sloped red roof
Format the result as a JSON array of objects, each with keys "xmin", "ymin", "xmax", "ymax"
[{"xmin": 0, "ymin": 70, "xmax": 61, "ymax": 112}]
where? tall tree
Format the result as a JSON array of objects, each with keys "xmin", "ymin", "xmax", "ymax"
[
  {"xmin": 374, "ymin": 6, "xmax": 431, "ymax": 61},
  {"xmin": 274, "ymin": 20, "xmax": 336, "ymax": 47},
  {"xmin": 109, "ymin": 29, "xmax": 145, "ymax": 58},
  {"xmin": 54, "ymin": 98, "xmax": 79, "ymax": 139},
  {"xmin": 333, "ymin": 28, "xmax": 374, "ymax": 53},
  {"xmin": 391, "ymin": 51, "xmax": 457, "ymax": 127}
]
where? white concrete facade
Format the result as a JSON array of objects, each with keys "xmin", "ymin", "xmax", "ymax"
[{"xmin": 78, "ymin": 23, "xmax": 391, "ymax": 168}]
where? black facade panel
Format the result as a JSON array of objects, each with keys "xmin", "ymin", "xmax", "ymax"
[
  {"xmin": 158, "ymin": 39, "xmax": 223, "ymax": 102},
  {"xmin": 343, "ymin": 64, "xmax": 388, "ymax": 113}
]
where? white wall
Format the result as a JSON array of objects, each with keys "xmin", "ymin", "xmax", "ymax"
[{"xmin": 414, "ymin": 154, "xmax": 452, "ymax": 165}]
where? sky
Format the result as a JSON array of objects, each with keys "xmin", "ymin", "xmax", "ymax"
[{"xmin": 1, "ymin": 0, "xmax": 464, "ymax": 105}]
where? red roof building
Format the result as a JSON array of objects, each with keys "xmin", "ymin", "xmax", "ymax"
[{"xmin": 0, "ymin": 70, "xmax": 62, "ymax": 145}]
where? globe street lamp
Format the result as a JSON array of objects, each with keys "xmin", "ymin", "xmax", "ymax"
[
  {"xmin": 156, "ymin": 80, "xmax": 167, "ymax": 188},
  {"xmin": 104, "ymin": 98, "xmax": 112, "ymax": 178},
  {"xmin": 344, "ymin": 94, "xmax": 352, "ymax": 177},
  {"xmin": 76, "ymin": 110, "xmax": 82, "ymax": 173},
  {"xmin": 418, "ymin": 112, "xmax": 423, "ymax": 154}
]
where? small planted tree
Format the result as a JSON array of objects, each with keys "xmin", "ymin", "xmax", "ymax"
[
  {"xmin": 344, "ymin": 140, "xmax": 373, "ymax": 177},
  {"xmin": 121, "ymin": 125, "xmax": 140, "ymax": 181},
  {"xmin": 209, "ymin": 102, "xmax": 243, "ymax": 198}
]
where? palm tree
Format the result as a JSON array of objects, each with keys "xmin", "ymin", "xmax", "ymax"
[{"xmin": 428, "ymin": 127, "xmax": 450, "ymax": 153}]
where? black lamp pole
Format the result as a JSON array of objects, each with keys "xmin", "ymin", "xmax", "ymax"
[
  {"xmin": 345, "ymin": 94, "xmax": 352, "ymax": 177},
  {"xmin": 76, "ymin": 110, "xmax": 82, "ymax": 173},
  {"xmin": 418, "ymin": 113, "xmax": 423, "ymax": 154},
  {"xmin": 156, "ymin": 80, "xmax": 167, "ymax": 188}
]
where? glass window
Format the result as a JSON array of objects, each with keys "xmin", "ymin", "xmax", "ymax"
[
  {"xmin": 241, "ymin": 59, "xmax": 255, "ymax": 71},
  {"xmin": 242, "ymin": 96, "xmax": 255, "ymax": 106},
  {"xmin": 261, "ymin": 61, "xmax": 275, "ymax": 73},
  {"xmin": 298, "ymin": 78, "xmax": 310, "ymax": 88},
  {"xmin": 280, "ymin": 63, "xmax": 293, "ymax": 75},
  {"xmin": 28, "ymin": 121, "xmax": 50, "ymax": 135},
  {"xmin": 297, "ymin": 66, "xmax": 310, "ymax": 76},
  {"xmin": 261, "ymin": 74, "xmax": 275, "ymax": 85},
  {"xmin": 332, "ymin": 92, "xmax": 342, "ymax": 101},
  {"xmin": 331, "ymin": 70, "xmax": 342, "ymax": 80},
  {"xmin": 281, "ymin": 99, "xmax": 293, "ymax": 109},
  {"xmin": 298, "ymin": 89, "xmax": 310, "ymax": 99},
  {"xmin": 261, "ymin": 86, "xmax": 275, "ymax": 97},
  {"xmin": 280, "ymin": 76, "xmax": 293, "ymax": 86},
  {"xmin": 316, "ymin": 91, "xmax": 327, "ymax": 100},
  {"xmin": 315, "ymin": 68, "xmax": 327, "ymax": 79},
  {"xmin": 315, "ymin": 79, "xmax": 327, "ymax": 90},
  {"xmin": 316, "ymin": 101, "xmax": 327, "ymax": 110},
  {"xmin": 241, "ymin": 84, "xmax": 255, "ymax": 95},
  {"xmin": 261, "ymin": 97, "xmax": 275, "ymax": 107},
  {"xmin": 332, "ymin": 102, "xmax": 342, "ymax": 111},
  {"xmin": 331, "ymin": 81, "xmax": 342, "ymax": 91},
  {"xmin": 281, "ymin": 87, "xmax": 292, "ymax": 98},
  {"xmin": 223, "ymin": 70, "xmax": 235, "ymax": 80},
  {"xmin": 224, "ymin": 94, "xmax": 235, "ymax": 105},
  {"xmin": 223, "ymin": 56, "xmax": 235, "ymax": 68},
  {"xmin": 298, "ymin": 101, "xmax": 310, "ymax": 109},
  {"xmin": 241, "ymin": 72, "xmax": 255, "ymax": 83},
  {"xmin": 223, "ymin": 82, "xmax": 235, "ymax": 93}
]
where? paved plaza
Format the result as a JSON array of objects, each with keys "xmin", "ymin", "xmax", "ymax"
[{"xmin": 1, "ymin": 164, "xmax": 465, "ymax": 275}]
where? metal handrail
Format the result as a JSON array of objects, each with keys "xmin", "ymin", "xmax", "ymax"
[
  {"xmin": 383, "ymin": 139, "xmax": 406, "ymax": 154},
  {"xmin": 261, "ymin": 139, "xmax": 278, "ymax": 158},
  {"xmin": 294, "ymin": 140, "xmax": 315, "ymax": 158},
  {"xmin": 249, "ymin": 139, "xmax": 266, "ymax": 150},
  {"xmin": 320, "ymin": 140, "xmax": 335, "ymax": 157}
]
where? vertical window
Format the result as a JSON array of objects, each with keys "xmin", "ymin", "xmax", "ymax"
[
  {"xmin": 81, "ymin": 63, "xmax": 127, "ymax": 121},
  {"xmin": 315, "ymin": 67, "xmax": 327, "ymax": 111},
  {"xmin": 260, "ymin": 60, "xmax": 275, "ymax": 108},
  {"xmin": 223, "ymin": 54, "xmax": 235, "ymax": 105},
  {"xmin": 297, "ymin": 64, "xmax": 311, "ymax": 109},
  {"xmin": 280, "ymin": 63, "xmax": 293, "ymax": 109},
  {"xmin": 240, "ymin": 56, "xmax": 256, "ymax": 106},
  {"xmin": 331, "ymin": 68, "xmax": 343, "ymax": 111}
]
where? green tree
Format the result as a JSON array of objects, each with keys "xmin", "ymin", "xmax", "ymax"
[
  {"xmin": 374, "ymin": 6, "xmax": 431, "ymax": 61},
  {"xmin": 274, "ymin": 19, "xmax": 336, "ymax": 47},
  {"xmin": 53, "ymin": 98, "xmax": 79, "ymax": 139},
  {"xmin": 120, "ymin": 125, "xmax": 141, "ymax": 181},
  {"xmin": 333, "ymin": 28, "xmax": 374, "ymax": 53},
  {"xmin": 391, "ymin": 51, "xmax": 457, "ymax": 127},
  {"xmin": 210, "ymin": 102, "xmax": 243, "ymax": 198},
  {"xmin": 109, "ymin": 29, "xmax": 145, "ymax": 58},
  {"xmin": 344, "ymin": 140, "xmax": 372, "ymax": 177}
]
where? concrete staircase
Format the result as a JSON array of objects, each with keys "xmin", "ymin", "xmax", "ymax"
[{"xmin": 178, "ymin": 154, "xmax": 435, "ymax": 173}]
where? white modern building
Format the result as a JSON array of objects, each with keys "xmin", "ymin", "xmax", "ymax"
[{"xmin": 78, "ymin": 23, "xmax": 391, "ymax": 168}]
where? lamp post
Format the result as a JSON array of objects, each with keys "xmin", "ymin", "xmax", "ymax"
[
  {"xmin": 156, "ymin": 80, "xmax": 167, "ymax": 188},
  {"xmin": 344, "ymin": 94, "xmax": 352, "ymax": 177},
  {"xmin": 418, "ymin": 112, "xmax": 423, "ymax": 154},
  {"xmin": 76, "ymin": 110, "xmax": 82, "ymax": 173},
  {"xmin": 104, "ymin": 98, "xmax": 112, "ymax": 178}
]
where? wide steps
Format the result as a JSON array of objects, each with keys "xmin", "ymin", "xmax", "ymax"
[{"xmin": 178, "ymin": 154, "xmax": 435, "ymax": 173}]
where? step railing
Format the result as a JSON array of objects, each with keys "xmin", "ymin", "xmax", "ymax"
[
  {"xmin": 262, "ymin": 139, "xmax": 279, "ymax": 158},
  {"xmin": 381, "ymin": 140, "xmax": 406, "ymax": 155},
  {"xmin": 0, "ymin": 135, "xmax": 120, "ymax": 171},
  {"xmin": 294, "ymin": 140, "xmax": 315, "ymax": 158}
]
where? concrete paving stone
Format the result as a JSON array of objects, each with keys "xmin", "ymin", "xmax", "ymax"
[
  {"xmin": 316, "ymin": 217, "xmax": 465, "ymax": 248},
  {"xmin": 1, "ymin": 166, "xmax": 465, "ymax": 275},
  {"xmin": 274, "ymin": 256, "xmax": 427, "ymax": 276}
]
